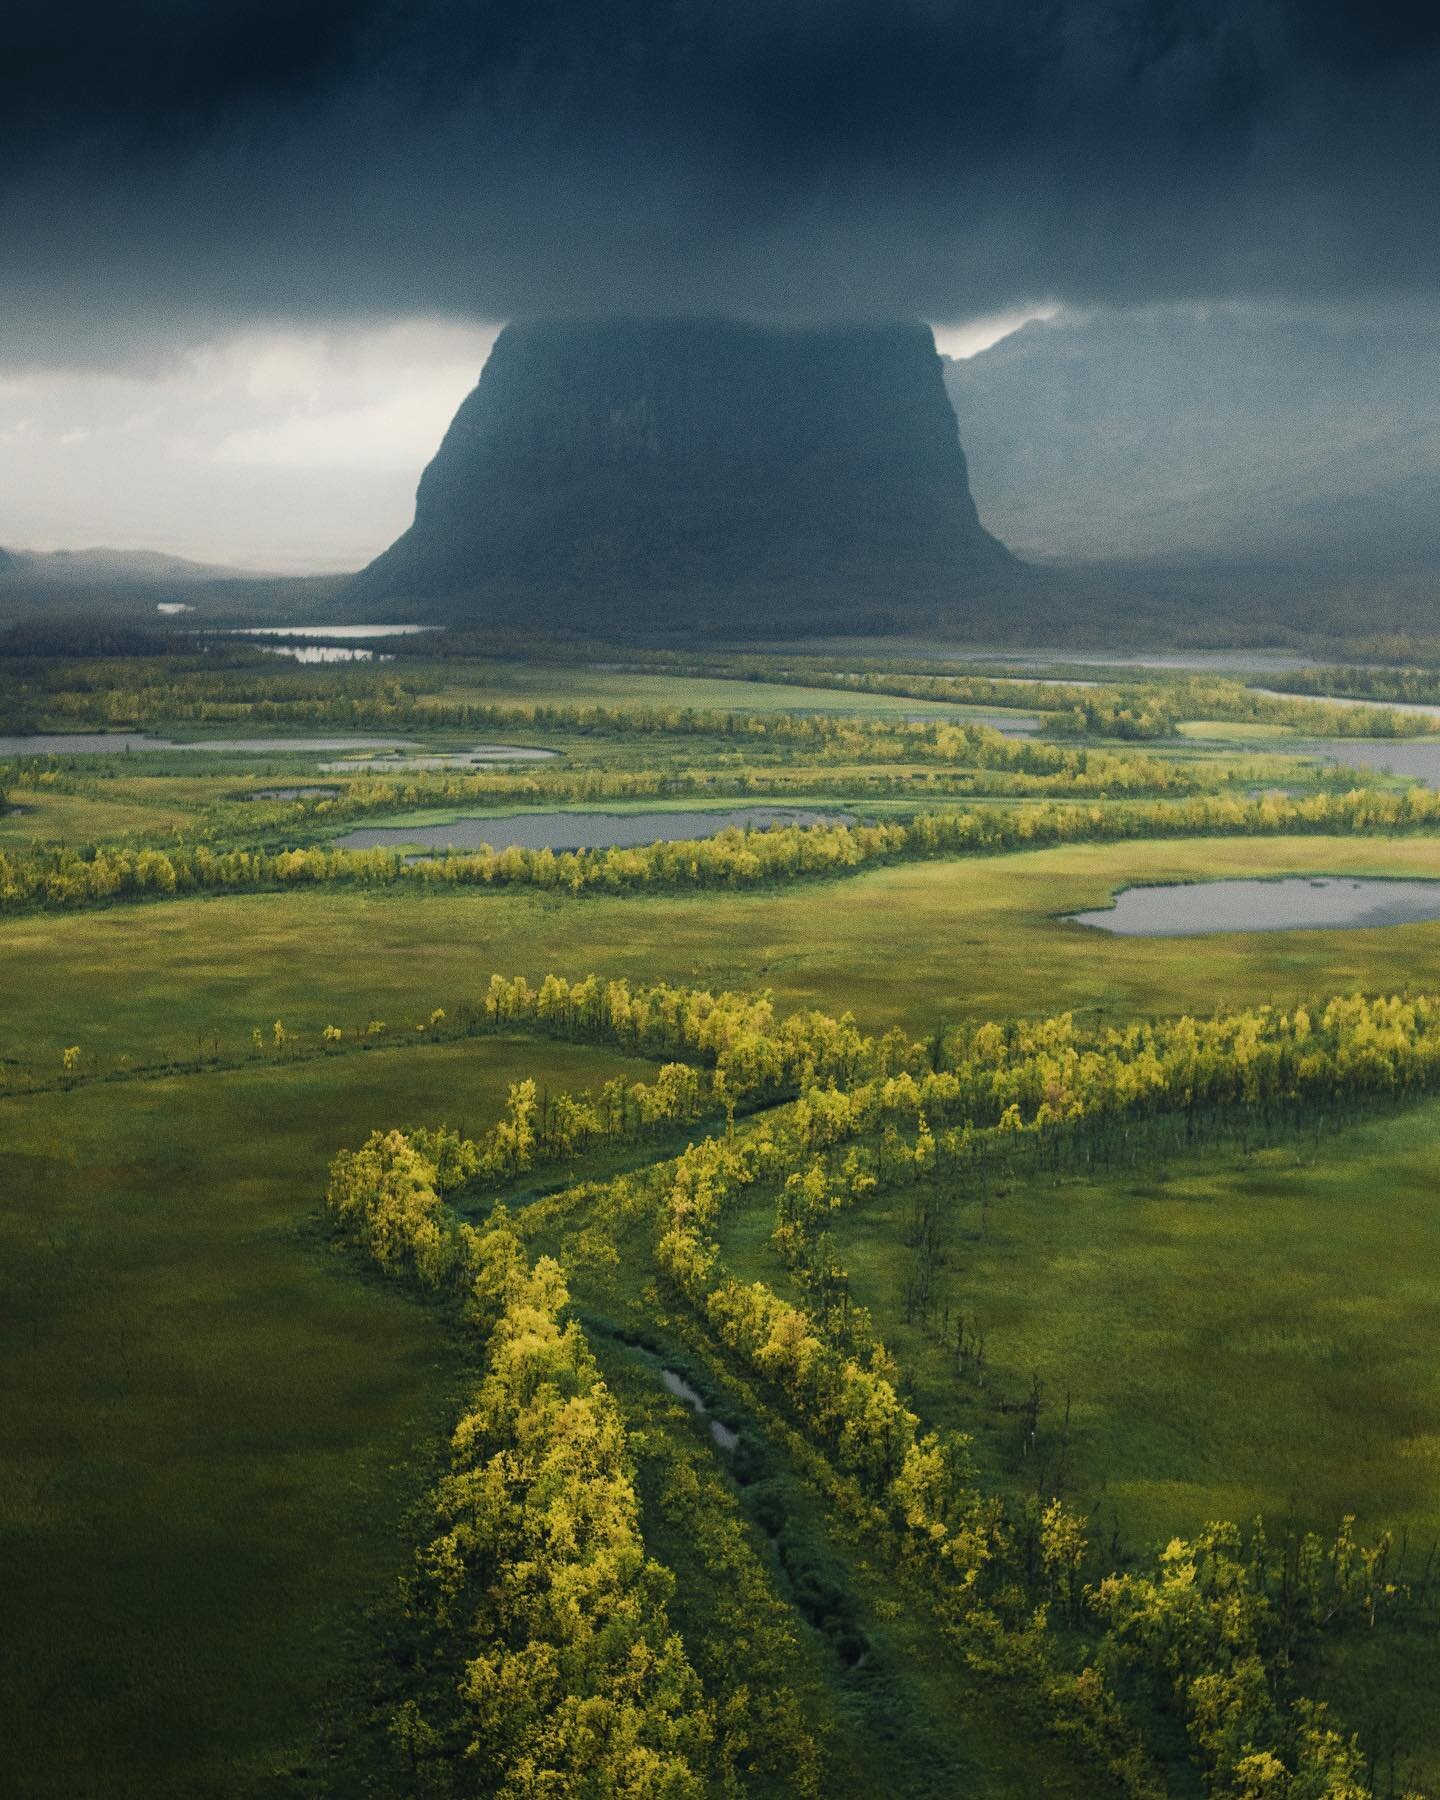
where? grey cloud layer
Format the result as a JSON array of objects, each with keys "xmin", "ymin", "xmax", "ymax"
[{"xmin": 4, "ymin": 0, "xmax": 1440, "ymax": 358}]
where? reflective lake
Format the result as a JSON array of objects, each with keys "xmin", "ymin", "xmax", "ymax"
[
  {"xmin": 1070, "ymin": 876, "xmax": 1440, "ymax": 937},
  {"xmin": 333, "ymin": 805, "xmax": 852, "ymax": 853},
  {"xmin": 256, "ymin": 645, "xmax": 387, "ymax": 663},
  {"xmin": 226, "ymin": 624, "xmax": 440, "ymax": 638}
]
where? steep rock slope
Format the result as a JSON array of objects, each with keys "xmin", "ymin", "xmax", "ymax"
[{"xmin": 352, "ymin": 317, "xmax": 1017, "ymax": 633}]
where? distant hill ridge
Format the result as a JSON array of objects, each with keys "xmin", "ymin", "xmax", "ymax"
[
  {"xmin": 351, "ymin": 317, "xmax": 1020, "ymax": 634},
  {"xmin": 946, "ymin": 309, "xmax": 1440, "ymax": 570},
  {"xmin": 0, "ymin": 546, "xmax": 250, "ymax": 585}
]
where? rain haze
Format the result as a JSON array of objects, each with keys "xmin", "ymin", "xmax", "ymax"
[{"xmin": 2, "ymin": 0, "xmax": 1438, "ymax": 569}]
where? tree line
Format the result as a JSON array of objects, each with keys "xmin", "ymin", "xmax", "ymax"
[
  {"xmin": 1266, "ymin": 667, "xmax": 1440, "ymax": 707},
  {"xmin": 18, "ymin": 644, "xmax": 1440, "ymax": 745},
  {"xmin": 326, "ymin": 1139, "xmax": 823, "ymax": 1793},
  {"xmin": 640, "ymin": 1054, "xmax": 1420, "ymax": 1795},
  {"xmin": 7, "ymin": 782, "xmax": 1440, "ymax": 914},
  {"xmin": 631, "ymin": 656, "xmax": 1440, "ymax": 742},
  {"xmin": 329, "ymin": 972, "xmax": 1440, "ymax": 1794}
]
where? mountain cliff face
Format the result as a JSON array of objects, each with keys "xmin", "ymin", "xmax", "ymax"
[{"xmin": 352, "ymin": 318, "xmax": 1017, "ymax": 633}]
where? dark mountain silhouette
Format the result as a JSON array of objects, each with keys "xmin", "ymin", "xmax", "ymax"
[{"xmin": 351, "ymin": 317, "xmax": 1019, "ymax": 634}]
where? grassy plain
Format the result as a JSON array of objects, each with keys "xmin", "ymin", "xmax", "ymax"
[
  {"xmin": 419, "ymin": 661, "xmax": 1047, "ymax": 721},
  {"xmin": 0, "ymin": 785, "xmax": 202, "ymax": 844},
  {"xmin": 725, "ymin": 1098, "xmax": 1440, "ymax": 1546},
  {"xmin": 0, "ymin": 1036, "xmax": 654, "ymax": 1799},
  {"xmin": 7, "ymin": 645, "xmax": 1440, "ymax": 1795},
  {"xmin": 9, "ymin": 835, "xmax": 1440, "ymax": 1079}
]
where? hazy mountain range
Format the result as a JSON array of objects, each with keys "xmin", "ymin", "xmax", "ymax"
[
  {"xmin": 946, "ymin": 308, "xmax": 1440, "ymax": 572},
  {"xmin": 0, "ymin": 547, "xmax": 247, "ymax": 587}
]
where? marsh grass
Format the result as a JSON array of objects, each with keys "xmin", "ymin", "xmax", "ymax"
[{"xmin": 0, "ymin": 1037, "xmax": 653, "ymax": 1797}]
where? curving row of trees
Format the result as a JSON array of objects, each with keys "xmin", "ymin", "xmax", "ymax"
[
  {"xmin": 7, "ymin": 783, "xmax": 1440, "ymax": 913},
  {"xmin": 1266, "ymin": 666, "xmax": 1440, "ymax": 707},
  {"xmin": 326, "ymin": 1141, "xmax": 825, "ymax": 1793},
  {"xmin": 326, "ymin": 966, "xmax": 1440, "ymax": 1796},
  {"xmin": 638, "ymin": 1022, "xmax": 1423, "ymax": 1795},
  {"xmin": 412, "ymin": 1219, "xmax": 717, "ymax": 1793}
]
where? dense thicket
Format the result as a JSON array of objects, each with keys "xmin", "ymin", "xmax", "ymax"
[{"xmin": 326, "ymin": 1137, "xmax": 824, "ymax": 1794}]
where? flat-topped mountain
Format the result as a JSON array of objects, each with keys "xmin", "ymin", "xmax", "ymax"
[{"xmin": 351, "ymin": 318, "xmax": 1018, "ymax": 634}]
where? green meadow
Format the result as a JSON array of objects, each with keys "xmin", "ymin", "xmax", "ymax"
[
  {"xmin": 9, "ymin": 835, "xmax": 1440, "ymax": 1077},
  {"xmin": 0, "ymin": 1038, "xmax": 653, "ymax": 1798},
  {"xmin": 5, "ymin": 644, "xmax": 1440, "ymax": 1796}
]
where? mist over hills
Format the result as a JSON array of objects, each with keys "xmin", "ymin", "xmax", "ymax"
[
  {"xmin": 0, "ymin": 547, "xmax": 247, "ymax": 587},
  {"xmin": 350, "ymin": 318, "xmax": 1020, "ymax": 636},
  {"xmin": 0, "ymin": 546, "xmax": 346, "ymax": 632},
  {"xmin": 946, "ymin": 309, "xmax": 1440, "ymax": 574}
]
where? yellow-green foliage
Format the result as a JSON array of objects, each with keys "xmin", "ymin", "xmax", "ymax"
[
  {"xmin": 1092, "ymin": 1527, "xmax": 1388, "ymax": 1798},
  {"xmin": 700, "ymin": 663, "xmax": 1440, "ymax": 742},
  {"xmin": 9, "ymin": 783, "xmax": 1440, "ymax": 913},
  {"xmin": 327, "ymin": 971, "xmax": 1440, "ymax": 1799},
  {"xmin": 326, "ymin": 1127, "xmax": 476, "ymax": 1286},
  {"xmin": 422, "ymin": 1234, "xmax": 715, "ymax": 1795}
]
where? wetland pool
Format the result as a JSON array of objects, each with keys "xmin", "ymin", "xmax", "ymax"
[
  {"xmin": 1069, "ymin": 876, "xmax": 1440, "ymax": 937},
  {"xmin": 318, "ymin": 744, "xmax": 558, "ymax": 771},
  {"xmin": 333, "ymin": 805, "xmax": 853, "ymax": 853},
  {"xmin": 1303, "ymin": 740, "xmax": 1440, "ymax": 789}
]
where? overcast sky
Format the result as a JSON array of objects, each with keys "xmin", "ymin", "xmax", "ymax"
[{"xmin": 2, "ymin": 1, "xmax": 1437, "ymax": 569}]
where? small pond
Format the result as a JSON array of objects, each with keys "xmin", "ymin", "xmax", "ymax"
[
  {"xmin": 244, "ymin": 785, "xmax": 341, "ymax": 801},
  {"xmin": 319, "ymin": 744, "xmax": 558, "ymax": 772},
  {"xmin": 1299, "ymin": 740, "xmax": 1440, "ymax": 791},
  {"xmin": 256, "ymin": 644, "xmax": 387, "ymax": 663},
  {"xmin": 908, "ymin": 710, "xmax": 1041, "ymax": 735},
  {"xmin": 225, "ymin": 624, "xmax": 440, "ymax": 638},
  {"xmin": 333, "ymin": 805, "xmax": 852, "ymax": 854},
  {"xmin": 1069, "ymin": 876, "xmax": 1440, "ymax": 937}
]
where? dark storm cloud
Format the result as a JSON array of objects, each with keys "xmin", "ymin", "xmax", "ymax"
[{"xmin": 3, "ymin": 0, "xmax": 1439, "ymax": 359}]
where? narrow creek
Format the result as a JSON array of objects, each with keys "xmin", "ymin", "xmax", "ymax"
[{"xmin": 660, "ymin": 1367, "xmax": 741, "ymax": 1451}]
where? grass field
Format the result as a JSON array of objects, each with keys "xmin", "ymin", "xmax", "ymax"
[
  {"xmin": 7, "ymin": 644, "xmax": 1440, "ymax": 1796},
  {"xmin": 423, "ymin": 663, "xmax": 1048, "ymax": 721},
  {"xmin": 8, "ymin": 835, "xmax": 1440, "ymax": 1081},
  {"xmin": 712, "ymin": 1083, "xmax": 1440, "ymax": 1792},
  {"xmin": 722, "ymin": 1098, "xmax": 1440, "ymax": 1548},
  {"xmin": 0, "ymin": 1036, "xmax": 654, "ymax": 1798},
  {"xmin": 0, "ymin": 787, "xmax": 202, "ymax": 844}
]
